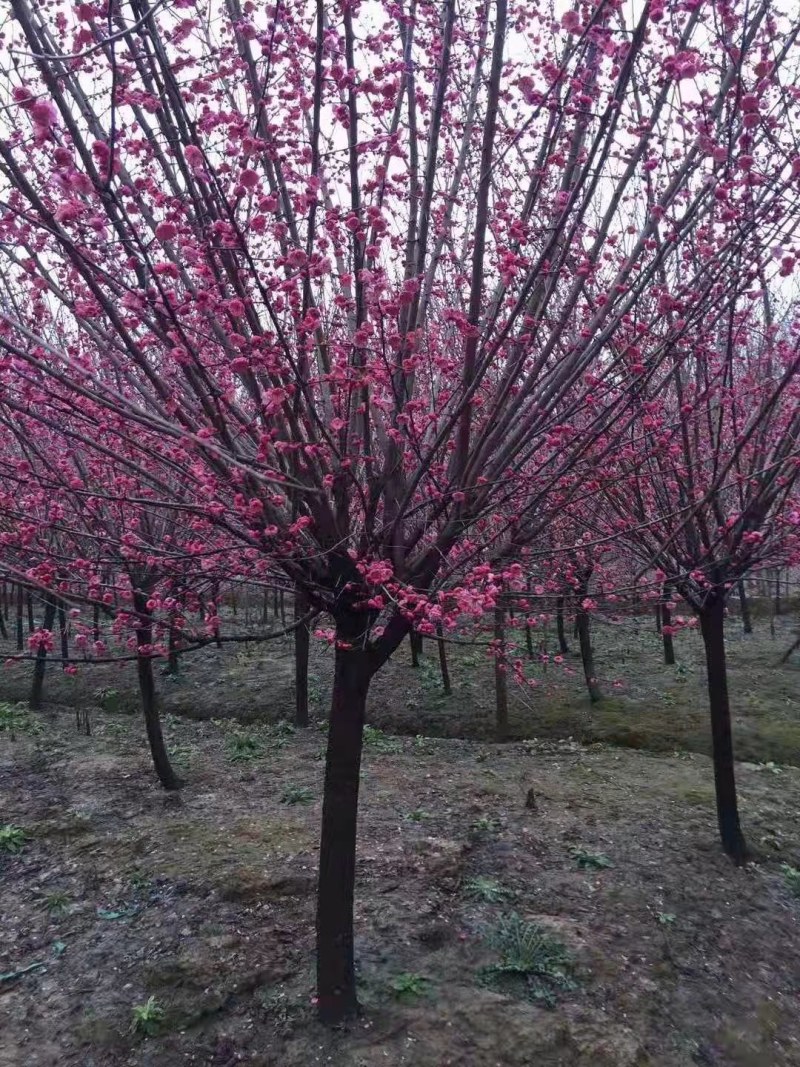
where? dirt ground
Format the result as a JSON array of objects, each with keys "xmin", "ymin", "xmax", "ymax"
[{"xmin": 2, "ymin": 693, "xmax": 800, "ymax": 1065}]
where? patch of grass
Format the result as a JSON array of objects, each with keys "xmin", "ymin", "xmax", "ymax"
[
  {"xmin": 480, "ymin": 913, "xmax": 576, "ymax": 1007},
  {"xmin": 167, "ymin": 743, "xmax": 193, "ymax": 769},
  {"xmin": 0, "ymin": 825, "xmax": 26, "ymax": 854},
  {"xmin": 403, "ymin": 808, "xmax": 433, "ymax": 823},
  {"xmin": 463, "ymin": 876, "xmax": 512, "ymax": 903},
  {"xmin": 130, "ymin": 995, "xmax": 165, "ymax": 1037},
  {"xmin": 280, "ymin": 785, "xmax": 313, "ymax": 805},
  {"xmin": 570, "ymin": 847, "xmax": 613, "ymax": 870},
  {"xmin": 781, "ymin": 864, "xmax": 800, "ymax": 898},
  {"xmin": 389, "ymin": 972, "xmax": 432, "ymax": 1000},
  {"xmin": 363, "ymin": 725, "xmax": 402, "ymax": 754},
  {"xmin": 0, "ymin": 702, "xmax": 40, "ymax": 736},
  {"xmin": 224, "ymin": 730, "xmax": 265, "ymax": 763},
  {"xmin": 94, "ymin": 687, "xmax": 122, "ymax": 714},
  {"xmin": 470, "ymin": 814, "xmax": 499, "ymax": 837}
]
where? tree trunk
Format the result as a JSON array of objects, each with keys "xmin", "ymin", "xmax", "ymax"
[
  {"xmin": 133, "ymin": 592, "xmax": 182, "ymax": 791},
  {"xmin": 294, "ymin": 587, "xmax": 310, "ymax": 727},
  {"xmin": 316, "ymin": 616, "xmax": 373, "ymax": 1023},
  {"xmin": 576, "ymin": 585, "xmax": 601, "ymax": 703},
  {"xmin": 556, "ymin": 596, "xmax": 569, "ymax": 654},
  {"xmin": 660, "ymin": 587, "xmax": 675, "ymax": 666},
  {"xmin": 435, "ymin": 622, "xmax": 452, "ymax": 695},
  {"xmin": 410, "ymin": 631, "xmax": 420, "ymax": 668},
  {"xmin": 27, "ymin": 592, "xmax": 35, "ymax": 634},
  {"xmin": 30, "ymin": 597, "xmax": 57, "ymax": 710},
  {"xmin": 0, "ymin": 596, "xmax": 7, "ymax": 641},
  {"xmin": 698, "ymin": 598, "xmax": 746, "ymax": 864},
  {"xmin": 16, "ymin": 585, "xmax": 24, "ymax": 651},
  {"xmin": 58, "ymin": 602, "xmax": 69, "ymax": 666},
  {"xmin": 774, "ymin": 570, "xmax": 782, "ymax": 616},
  {"xmin": 93, "ymin": 602, "xmax": 100, "ymax": 642},
  {"xmin": 262, "ymin": 588, "xmax": 269, "ymax": 625},
  {"xmin": 738, "ymin": 580, "xmax": 752, "ymax": 635},
  {"xmin": 494, "ymin": 603, "xmax": 509, "ymax": 740},
  {"xmin": 166, "ymin": 617, "xmax": 180, "ymax": 675},
  {"xmin": 655, "ymin": 603, "xmax": 662, "ymax": 634}
]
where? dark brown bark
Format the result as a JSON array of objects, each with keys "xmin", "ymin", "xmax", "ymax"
[
  {"xmin": 556, "ymin": 595, "xmax": 569, "ymax": 654},
  {"xmin": 494, "ymin": 602, "xmax": 509, "ymax": 740},
  {"xmin": 576, "ymin": 576, "xmax": 601, "ymax": 703},
  {"xmin": 738, "ymin": 580, "xmax": 752, "ymax": 635},
  {"xmin": 660, "ymin": 587, "xmax": 675, "ymax": 666},
  {"xmin": 294, "ymin": 587, "xmax": 310, "ymax": 727},
  {"xmin": 133, "ymin": 591, "xmax": 182, "ymax": 791},
  {"xmin": 92, "ymin": 602, "xmax": 100, "ymax": 642},
  {"xmin": 316, "ymin": 612, "xmax": 373, "ymax": 1023},
  {"xmin": 30, "ymin": 597, "xmax": 57, "ymax": 710},
  {"xmin": 16, "ymin": 585, "xmax": 23, "ymax": 651},
  {"xmin": 27, "ymin": 591, "xmax": 34, "ymax": 634},
  {"xmin": 435, "ymin": 622, "xmax": 452, "ymax": 695},
  {"xmin": 58, "ymin": 602, "xmax": 68, "ymax": 666},
  {"xmin": 655, "ymin": 603, "xmax": 662, "ymax": 634},
  {"xmin": 410, "ymin": 630, "xmax": 420, "ymax": 668},
  {"xmin": 698, "ymin": 598, "xmax": 747, "ymax": 864}
]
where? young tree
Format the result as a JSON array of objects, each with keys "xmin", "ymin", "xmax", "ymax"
[{"xmin": 1, "ymin": 0, "xmax": 799, "ymax": 1018}]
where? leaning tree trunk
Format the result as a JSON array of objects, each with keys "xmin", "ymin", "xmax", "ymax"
[
  {"xmin": 556, "ymin": 595, "xmax": 569, "ymax": 654},
  {"xmin": 316, "ymin": 613, "xmax": 374, "ymax": 1024},
  {"xmin": 494, "ymin": 602, "xmax": 509, "ymax": 740},
  {"xmin": 132, "ymin": 591, "xmax": 182, "ymax": 791},
  {"xmin": 660, "ymin": 587, "xmax": 675, "ymax": 666},
  {"xmin": 30, "ymin": 597, "xmax": 57, "ymax": 710},
  {"xmin": 698, "ymin": 597, "xmax": 747, "ymax": 864},
  {"xmin": 436, "ymin": 622, "xmax": 452, "ymax": 695},
  {"xmin": 294, "ymin": 587, "xmax": 310, "ymax": 727},
  {"xmin": 737, "ymin": 580, "xmax": 753, "ymax": 635}
]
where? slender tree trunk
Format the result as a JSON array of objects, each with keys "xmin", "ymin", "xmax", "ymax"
[
  {"xmin": 435, "ymin": 622, "xmax": 452, "ymax": 695},
  {"xmin": 738, "ymin": 580, "xmax": 753, "ymax": 635},
  {"xmin": 494, "ymin": 602, "xmax": 509, "ymax": 740},
  {"xmin": 2, "ymin": 581, "xmax": 7, "ymax": 621},
  {"xmin": 261, "ymin": 588, "xmax": 269, "ymax": 625},
  {"xmin": 410, "ymin": 631, "xmax": 420, "ymax": 668},
  {"xmin": 774, "ymin": 570, "xmax": 782, "ymax": 617},
  {"xmin": 30, "ymin": 597, "xmax": 57, "ymax": 710},
  {"xmin": 166, "ymin": 616, "xmax": 180, "ymax": 675},
  {"xmin": 27, "ymin": 592, "xmax": 35, "ymax": 634},
  {"xmin": 294, "ymin": 587, "xmax": 310, "ymax": 727},
  {"xmin": 316, "ymin": 616, "xmax": 373, "ymax": 1023},
  {"xmin": 661, "ymin": 587, "xmax": 675, "ymax": 666},
  {"xmin": 556, "ymin": 596, "xmax": 569, "ymax": 654},
  {"xmin": 655, "ymin": 603, "xmax": 662, "ymax": 634},
  {"xmin": 133, "ymin": 591, "xmax": 182, "ymax": 791},
  {"xmin": 93, "ymin": 602, "xmax": 100, "ymax": 642},
  {"xmin": 576, "ymin": 581, "xmax": 602, "ymax": 703},
  {"xmin": 0, "ymin": 596, "xmax": 7, "ymax": 641},
  {"xmin": 698, "ymin": 598, "xmax": 746, "ymax": 864},
  {"xmin": 16, "ymin": 585, "xmax": 24, "ymax": 651},
  {"xmin": 58, "ymin": 602, "xmax": 68, "ymax": 666}
]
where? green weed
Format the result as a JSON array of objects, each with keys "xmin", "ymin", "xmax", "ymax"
[
  {"xmin": 224, "ymin": 730, "xmax": 265, "ymax": 762},
  {"xmin": 480, "ymin": 913, "xmax": 576, "ymax": 1006},
  {"xmin": 130, "ymin": 996, "xmax": 165, "ymax": 1037},
  {"xmin": 43, "ymin": 890, "xmax": 71, "ymax": 917},
  {"xmin": 781, "ymin": 864, "xmax": 800, "ymax": 898},
  {"xmin": 0, "ymin": 825, "xmax": 26, "ymax": 854},
  {"xmin": 463, "ymin": 876, "xmax": 512, "ymax": 903},
  {"xmin": 280, "ymin": 785, "xmax": 313, "ymax": 805},
  {"xmin": 570, "ymin": 847, "xmax": 613, "ymax": 870},
  {"xmin": 363, "ymin": 725, "xmax": 402, "ymax": 754},
  {"xmin": 389, "ymin": 972, "xmax": 432, "ymax": 1000}
]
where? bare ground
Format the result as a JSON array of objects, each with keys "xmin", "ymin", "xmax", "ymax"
[{"xmin": 2, "ymin": 693, "xmax": 800, "ymax": 1066}]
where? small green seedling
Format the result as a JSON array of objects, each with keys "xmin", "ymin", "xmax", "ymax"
[
  {"xmin": 470, "ymin": 815, "xmax": 499, "ymax": 836},
  {"xmin": 389, "ymin": 972, "xmax": 431, "ymax": 1000},
  {"xmin": 781, "ymin": 864, "xmax": 800, "ymax": 898},
  {"xmin": 403, "ymin": 809, "xmax": 433, "ymax": 823},
  {"xmin": 280, "ymin": 785, "xmax": 313, "ymax": 805},
  {"xmin": 570, "ymin": 847, "xmax": 613, "ymax": 870},
  {"xmin": 43, "ymin": 891, "xmax": 71, "ymax": 917},
  {"xmin": 130, "ymin": 996, "xmax": 165, "ymax": 1036},
  {"xmin": 463, "ymin": 876, "xmax": 512, "ymax": 904},
  {"xmin": 657, "ymin": 911, "xmax": 676, "ymax": 926},
  {"xmin": 0, "ymin": 825, "xmax": 26, "ymax": 854}
]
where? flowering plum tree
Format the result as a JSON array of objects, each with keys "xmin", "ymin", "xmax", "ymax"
[{"xmin": 1, "ymin": 0, "xmax": 799, "ymax": 1019}]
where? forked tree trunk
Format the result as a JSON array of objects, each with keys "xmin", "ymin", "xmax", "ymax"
[
  {"xmin": 435, "ymin": 622, "xmax": 451, "ymax": 695},
  {"xmin": 494, "ymin": 602, "xmax": 509, "ymax": 740},
  {"xmin": 556, "ymin": 595, "xmax": 569, "ymax": 654},
  {"xmin": 698, "ymin": 598, "xmax": 746, "ymax": 864},
  {"xmin": 132, "ymin": 591, "xmax": 182, "ymax": 791},
  {"xmin": 294, "ymin": 587, "xmax": 310, "ymax": 727},
  {"xmin": 30, "ymin": 597, "xmax": 57, "ymax": 710},
  {"xmin": 660, "ymin": 587, "xmax": 675, "ymax": 666},
  {"xmin": 316, "ymin": 614, "xmax": 374, "ymax": 1023}
]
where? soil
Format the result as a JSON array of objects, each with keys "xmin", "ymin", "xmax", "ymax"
[{"xmin": 2, "ymin": 609, "xmax": 800, "ymax": 1065}]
